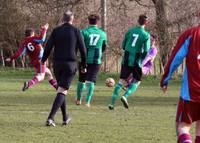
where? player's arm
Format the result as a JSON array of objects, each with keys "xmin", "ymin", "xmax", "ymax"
[
  {"xmin": 121, "ymin": 31, "xmax": 128, "ymax": 50},
  {"xmin": 77, "ymin": 29, "xmax": 87, "ymax": 71},
  {"xmin": 142, "ymin": 47, "xmax": 157, "ymax": 66},
  {"xmin": 102, "ymin": 41, "xmax": 107, "ymax": 52},
  {"xmin": 34, "ymin": 23, "xmax": 49, "ymax": 44},
  {"xmin": 6, "ymin": 42, "xmax": 26, "ymax": 61},
  {"xmin": 102, "ymin": 33, "xmax": 107, "ymax": 52},
  {"xmin": 41, "ymin": 29, "xmax": 54, "ymax": 63},
  {"xmin": 160, "ymin": 33, "xmax": 192, "ymax": 91},
  {"xmin": 142, "ymin": 34, "xmax": 151, "ymax": 60}
]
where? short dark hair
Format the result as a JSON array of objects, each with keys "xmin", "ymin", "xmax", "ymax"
[
  {"xmin": 62, "ymin": 10, "xmax": 74, "ymax": 22},
  {"xmin": 88, "ymin": 14, "xmax": 100, "ymax": 25},
  {"xmin": 138, "ymin": 14, "xmax": 148, "ymax": 25},
  {"xmin": 25, "ymin": 28, "xmax": 34, "ymax": 37}
]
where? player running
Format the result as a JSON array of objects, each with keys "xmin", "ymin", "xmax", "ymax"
[
  {"xmin": 6, "ymin": 23, "xmax": 57, "ymax": 91},
  {"xmin": 124, "ymin": 34, "xmax": 158, "ymax": 90},
  {"xmin": 76, "ymin": 14, "xmax": 107, "ymax": 107},
  {"xmin": 108, "ymin": 14, "xmax": 150, "ymax": 110},
  {"xmin": 160, "ymin": 23, "xmax": 200, "ymax": 143}
]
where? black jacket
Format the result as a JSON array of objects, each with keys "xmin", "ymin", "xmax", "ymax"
[{"xmin": 41, "ymin": 23, "xmax": 87, "ymax": 68}]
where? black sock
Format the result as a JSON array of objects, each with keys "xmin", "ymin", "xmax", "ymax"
[
  {"xmin": 60, "ymin": 97, "xmax": 68, "ymax": 122},
  {"xmin": 47, "ymin": 93, "xmax": 65, "ymax": 120}
]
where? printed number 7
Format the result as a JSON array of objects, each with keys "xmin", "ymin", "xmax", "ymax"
[{"xmin": 132, "ymin": 34, "xmax": 139, "ymax": 47}]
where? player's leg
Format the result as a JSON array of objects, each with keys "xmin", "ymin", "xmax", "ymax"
[
  {"xmin": 121, "ymin": 65, "xmax": 142, "ymax": 109},
  {"xmin": 108, "ymin": 79, "xmax": 126, "ymax": 109},
  {"xmin": 108, "ymin": 65, "xmax": 131, "ymax": 110},
  {"xmin": 22, "ymin": 73, "xmax": 45, "ymax": 91},
  {"xmin": 195, "ymin": 121, "xmax": 200, "ymax": 143},
  {"xmin": 76, "ymin": 63, "xmax": 87, "ymax": 105},
  {"xmin": 76, "ymin": 81, "xmax": 86, "ymax": 105},
  {"xmin": 120, "ymin": 80, "xmax": 140, "ymax": 109},
  {"xmin": 85, "ymin": 64, "xmax": 101, "ymax": 107},
  {"xmin": 195, "ymin": 102, "xmax": 200, "ymax": 143},
  {"xmin": 123, "ymin": 74, "xmax": 133, "ymax": 90},
  {"xmin": 123, "ymin": 79, "xmax": 140, "ymax": 98},
  {"xmin": 60, "ymin": 97, "xmax": 71, "ymax": 125},
  {"xmin": 176, "ymin": 98, "xmax": 194, "ymax": 143},
  {"xmin": 46, "ymin": 87, "xmax": 67, "ymax": 127},
  {"xmin": 45, "ymin": 67, "xmax": 57, "ymax": 89},
  {"xmin": 22, "ymin": 62, "xmax": 45, "ymax": 91},
  {"xmin": 85, "ymin": 81, "xmax": 94, "ymax": 107},
  {"xmin": 46, "ymin": 63, "xmax": 66, "ymax": 126},
  {"xmin": 46, "ymin": 63, "xmax": 76, "ymax": 126},
  {"xmin": 59, "ymin": 64, "xmax": 76, "ymax": 125},
  {"xmin": 177, "ymin": 122, "xmax": 191, "ymax": 143}
]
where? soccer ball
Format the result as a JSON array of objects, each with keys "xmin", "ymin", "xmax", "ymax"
[{"xmin": 105, "ymin": 78, "xmax": 115, "ymax": 87}]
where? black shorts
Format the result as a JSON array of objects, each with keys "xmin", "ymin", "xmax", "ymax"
[
  {"xmin": 53, "ymin": 62, "xmax": 77, "ymax": 90},
  {"xmin": 120, "ymin": 64, "xmax": 142, "ymax": 81},
  {"xmin": 78, "ymin": 63, "xmax": 101, "ymax": 83}
]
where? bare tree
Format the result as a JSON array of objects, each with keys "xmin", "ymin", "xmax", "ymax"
[
  {"xmin": 1, "ymin": 0, "xmax": 199, "ymax": 75},
  {"xmin": 0, "ymin": 0, "xmax": 29, "ymax": 67},
  {"xmin": 151, "ymin": 0, "xmax": 173, "ymax": 73}
]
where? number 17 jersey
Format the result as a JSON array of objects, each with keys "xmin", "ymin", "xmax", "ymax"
[{"xmin": 81, "ymin": 25, "xmax": 107, "ymax": 64}]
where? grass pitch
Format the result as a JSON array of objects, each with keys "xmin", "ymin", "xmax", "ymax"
[{"xmin": 0, "ymin": 68, "xmax": 193, "ymax": 143}]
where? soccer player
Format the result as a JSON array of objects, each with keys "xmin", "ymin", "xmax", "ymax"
[
  {"xmin": 108, "ymin": 14, "xmax": 150, "ymax": 110},
  {"xmin": 160, "ymin": 23, "xmax": 200, "ymax": 143},
  {"xmin": 75, "ymin": 14, "xmax": 107, "ymax": 107},
  {"xmin": 5, "ymin": 23, "xmax": 57, "ymax": 91},
  {"xmin": 41, "ymin": 11, "xmax": 87, "ymax": 126},
  {"xmin": 124, "ymin": 34, "xmax": 158, "ymax": 89}
]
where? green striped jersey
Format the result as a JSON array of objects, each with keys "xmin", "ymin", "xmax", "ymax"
[
  {"xmin": 121, "ymin": 26, "xmax": 150, "ymax": 67},
  {"xmin": 81, "ymin": 25, "xmax": 107, "ymax": 64}
]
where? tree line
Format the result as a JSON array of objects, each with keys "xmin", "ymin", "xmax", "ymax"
[{"xmin": 0, "ymin": 0, "xmax": 199, "ymax": 75}]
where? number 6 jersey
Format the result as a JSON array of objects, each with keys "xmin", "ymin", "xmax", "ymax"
[
  {"xmin": 10, "ymin": 27, "xmax": 48, "ymax": 66},
  {"xmin": 81, "ymin": 25, "xmax": 107, "ymax": 64}
]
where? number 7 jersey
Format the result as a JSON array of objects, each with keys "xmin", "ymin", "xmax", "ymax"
[
  {"xmin": 81, "ymin": 25, "xmax": 107, "ymax": 64},
  {"xmin": 122, "ymin": 26, "xmax": 150, "ymax": 67},
  {"xmin": 11, "ymin": 27, "xmax": 47, "ymax": 66}
]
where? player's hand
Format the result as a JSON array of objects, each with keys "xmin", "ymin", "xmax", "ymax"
[
  {"xmin": 81, "ymin": 68, "xmax": 87, "ymax": 73},
  {"xmin": 43, "ymin": 23, "xmax": 49, "ymax": 30},
  {"xmin": 161, "ymin": 85, "xmax": 167, "ymax": 93},
  {"xmin": 5, "ymin": 58, "xmax": 11, "ymax": 62}
]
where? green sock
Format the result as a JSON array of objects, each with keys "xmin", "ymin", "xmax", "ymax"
[
  {"xmin": 123, "ymin": 82, "xmax": 139, "ymax": 98},
  {"xmin": 111, "ymin": 83, "xmax": 123, "ymax": 105},
  {"xmin": 85, "ymin": 82, "xmax": 95, "ymax": 104},
  {"xmin": 76, "ymin": 81, "xmax": 86, "ymax": 101}
]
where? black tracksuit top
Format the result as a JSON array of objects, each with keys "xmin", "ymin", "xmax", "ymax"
[{"xmin": 41, "ymin": 23, "xmax": 87, "ymax": 68}]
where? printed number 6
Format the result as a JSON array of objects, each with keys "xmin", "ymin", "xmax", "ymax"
[{"xmin": 27, "ymin": 42, "xmax": 35, "ymax": 51}]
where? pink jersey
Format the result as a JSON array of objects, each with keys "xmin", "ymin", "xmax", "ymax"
[
  {"xmin": 11, "ymin": 27, "xmax": 47, "ymax": 66},
  {"xmin": 142, "ymin": 46, "xmax": 157, "ymax": 75}
]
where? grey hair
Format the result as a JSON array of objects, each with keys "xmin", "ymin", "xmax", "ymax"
[{"xmin": 62, "ymin": 10, "xmax": 74, "ymax": 22}]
